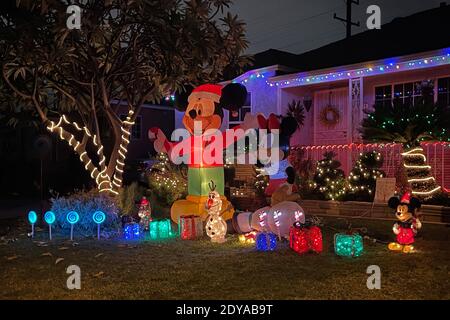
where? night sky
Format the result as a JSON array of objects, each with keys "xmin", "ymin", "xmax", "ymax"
[{"xmin": 229, "ymin": 0, "xmax": 446, "ymax": 54}]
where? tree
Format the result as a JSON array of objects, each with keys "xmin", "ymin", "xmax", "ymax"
[
  {"xmin": 347, "ymin": 151, "xmax": 385, "ymax": 202},
  {"xmin": 0, "ymin": 0, "xmax": 249, "ymax": 195},
  {"xmin": 310, "ymin": 151, "xmax": 346, "ymax": 201},
  {"xmin": 360, "ymin": 82, "xmax": 450, "ymax": 200},
  {"xmin": 147, "ymin": 152, "xmax": 187, "ymax": 207}
]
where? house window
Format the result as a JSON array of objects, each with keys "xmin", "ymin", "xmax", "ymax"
[
  {"xmin": 393, "ymin": 82, "xmax": 422, "ymax": 105},
  {"xmin": 375, "ymin": 81, "xmax": 429, "ymax": 107},
  {"xmin": 120, "ymin": 114, "xmax": 141, "ymax": 140},
  {"xmin": 374, "ymin": 85, "xmax": 392, "ymax": 108},
  {"xmin": 437, "ymin": 77, "xmax": 450, "ymax": 107},
  {"xmin": 228, "ymin": 92, "xmax": 251, "ymax": 129}
]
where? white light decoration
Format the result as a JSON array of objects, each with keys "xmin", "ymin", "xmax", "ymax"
[
  {"xmin": 401, "ymin": 147, "xmax": 442, "ymax": 198},
  {"xmin": 46, "ymin": 109, "xmax": 135, "ymax": 195},
  {"xmin": 205, "ymin": 181, "xmax": 227, "ymax": 243},
  {"xmin": 411, "ymin": 186, "xmax": 442, "ymax": 196},
  {"xmin": 408, "ymin": 177, "xmax": 436, "ymax": 183},
  {"xmin": 111, "ymin": 109, "xmax": 134, "ymax": 192}
]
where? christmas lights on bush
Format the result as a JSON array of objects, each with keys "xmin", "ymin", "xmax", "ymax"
[
  {"xmin": 347, "ymin": 151, "xmax": 385, "ymax": 201},
  {"xmin": 310, "ymin": 152, "xmax": 346, "ymax": 201}
]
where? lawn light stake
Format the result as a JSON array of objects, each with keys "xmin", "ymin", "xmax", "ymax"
[
  {"xmin": 66, "ymin": 211, "xmax": 80, "ymax": 241},
  {"xmin": 28, "ymin": 211, "xmax": 38, "ymax": 238},
  {"xmin": 44, "ymin": 211, "xmax": 56, "ymax": 240},
  {"xmin": 92, "ymin": 211, "xmax": 106, "ymax": 240}
]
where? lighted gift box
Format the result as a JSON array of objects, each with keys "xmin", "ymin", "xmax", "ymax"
[
  {"xmin": 124, "ymin": 222, "xmax": 140, "ymax": 240},
  {"xmin": 255, "ymin": 232, "xmax": 277, "ymax": 251},
  {"xmin": 334, "ymin": 233, "xmax": 364, "ymax": 257},
  {"xmin": 289, "ymin": 223, "xmax": 323, "ymax": 254},
  {"xmin": 238, "ymin": 231, "xmax": 257, "ymax": 244},
  {"xmin": 178, "ymin": 215, "xmax": 203, "ymax": 240},
  {"xmin": 149, "ymin": 219, "xmax": 175, "ymax": 240}
]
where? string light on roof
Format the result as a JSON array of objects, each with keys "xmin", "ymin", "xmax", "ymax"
[{"xmin": 258, "ymin": 49, "xmax": 450, "ymax": 88}]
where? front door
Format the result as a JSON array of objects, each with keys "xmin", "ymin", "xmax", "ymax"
[{"xmin": 313, "ymin": 87, "xmax": 349, "ymax": 146}]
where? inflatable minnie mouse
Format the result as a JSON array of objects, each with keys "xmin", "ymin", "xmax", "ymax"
[{"xmin": 258, "ymin": 113, "xmax": 299, "ymax": 196}]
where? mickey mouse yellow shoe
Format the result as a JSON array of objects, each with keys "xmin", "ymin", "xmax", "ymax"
[
  {"xmin": 171, "ymin": 195, "xmax": 234, "ymax": 223},
  {"xmin": 402, "ymin": 245, "xmax": 415, "ymax": 253},
  {"xmin": 388, "ymin": 242, "xmax": 403, "ymax": 251}
]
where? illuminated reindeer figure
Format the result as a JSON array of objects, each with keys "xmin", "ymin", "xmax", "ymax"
[{"xmin": 205, "ymin": 180, "xmax": 227, "ymax": 243}]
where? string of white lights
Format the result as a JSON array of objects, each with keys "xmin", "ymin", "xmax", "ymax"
[
  {"xmin": 402, "ymin": 147, "xmax": 441, "ymax": 198},
  {"xmin": 111, "ymin": 109, "xmax": 135, "ymax": 194},
  {"xmin": 46, "ymin": 116, "xmax": 116, "ymax": 194}
]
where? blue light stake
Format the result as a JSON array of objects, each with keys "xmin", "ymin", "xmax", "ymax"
[
  {"xmin": 28, "ymin": 211, "xmax": 38, "ymax": 238},
  {"xmin": 92, "ymin": 211, "xmax": 106, "ymax": 240},
  {"xmin": 66, "ymin": 211, "xmax": 80, "ymax": 241},
  {"xmin": 44, "ymin": 211, "xmax": 56, "ymax": 240}
]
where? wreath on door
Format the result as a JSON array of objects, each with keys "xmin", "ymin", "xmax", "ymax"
[
  {"xmin": 319, "ymin": 91, "xmax": 340, "ymax": 128},
  {"xmin": 319, "ymin": 105, "xmax": 340, "ymax": 128}
]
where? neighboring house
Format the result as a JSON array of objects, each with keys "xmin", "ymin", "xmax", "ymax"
[
  {"xmin": 176, "ymin": 3, "xmax": 450, "ymax": 189},
  {"xmin": 115, "ymin": 103, "xmax": 175, "ymax": 161}
]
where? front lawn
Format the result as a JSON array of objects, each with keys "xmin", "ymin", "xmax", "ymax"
[{"xmin": 1, "ymin": 217, "xmax": 449, "ymax": 300}]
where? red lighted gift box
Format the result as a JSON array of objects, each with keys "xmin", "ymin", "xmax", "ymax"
[
  {"xmin": 289, "ymin": 222, "xmax": 323, "ymax": 254},
  {"xmin": 179, "ymin": 215, "xmax": 203, "ymax": 240}
]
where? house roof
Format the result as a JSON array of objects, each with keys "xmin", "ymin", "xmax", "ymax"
[
  {"xmin": 249, "ymin": 3, "xmax": 450, "ymax": 73},
  {"xmin": 248, "ymin": 49, "xmax": 301, "ymax": 70}
]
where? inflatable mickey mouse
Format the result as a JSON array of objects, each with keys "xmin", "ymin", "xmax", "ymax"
[
  {"xmin": 388, "ymin": 192, "xmax": 422, "ymax": 253},
  {"xmin": 149, "ymin": 83, "xmax": 264, "ymax": 223}
]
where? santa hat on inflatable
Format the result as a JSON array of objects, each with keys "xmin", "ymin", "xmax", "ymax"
[{"xmin": 188, "ymin": 84, "xmax": 223, "ymax": 104}]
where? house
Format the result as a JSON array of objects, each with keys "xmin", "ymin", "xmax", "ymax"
[
  {"xmin": 174, "ymin": 3, "xmax": 450, "ymax": 190},
  {"xmin": 114, "ymin": 103, "xmax": 175, "ymax": 161}
]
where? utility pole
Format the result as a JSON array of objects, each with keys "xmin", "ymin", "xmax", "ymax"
[{"xmin": 334, "ymin": 0, "xmax": 360, "ymax": 38}]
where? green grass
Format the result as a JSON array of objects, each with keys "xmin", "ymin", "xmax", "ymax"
[{"xmin": 0, "ymin": 217, "xmax": 449, "ymax": 300}]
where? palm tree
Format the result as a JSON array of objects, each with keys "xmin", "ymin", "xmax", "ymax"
[{"xmin": 360, "ymin": 83, "xmax": 450, "ymax": 200}]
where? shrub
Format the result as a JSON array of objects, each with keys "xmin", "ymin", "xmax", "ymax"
[
  {"xmin": 346, "ymin": 151, "xmax": 385, "ymax": 202},
  {"xmin": 310, "ymin": 152, "xmax": 346, "ymax": 201},
  {"xmin": 50, "ymin": 189, "xmax": 120, "ymax": 237},
  {"xmin": 147, "ymin": 153, "xmax": 187, "ymax": 207},
  {"xmin": 118, "ymin": 182, "xmax": 146, "ymax": 216}
]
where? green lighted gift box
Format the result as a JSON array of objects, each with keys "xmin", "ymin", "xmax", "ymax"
[
  {"xmin": 149, "ymin": 219, "xmax": 175, "ymax": 240},
  {"xmin": 334, "ymin": 233, "xmax": 364, "ymax": 257}
]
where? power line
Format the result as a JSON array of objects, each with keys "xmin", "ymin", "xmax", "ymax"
[
  {"xmin": 250, "ymin": 4, "xmax": 345, "ymax": 46},
  {"xmin": 333, "ymin": 0, "xmax": 360, "ymax": 38}
]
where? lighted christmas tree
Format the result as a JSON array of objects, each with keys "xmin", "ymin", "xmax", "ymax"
[
  {"xmin": 347, "ymin": 151, "xmax": 385, "ymax": 201},
  {"xmin": 148, "ymin": 153, "xmax": 187, "ymax": 206},
  {"xmin": 361, "ymin": 81, "xmax": 450, "ymax": 201},
  {"xmin": 310, "ymin": 152, "xmax": 346, "ymax": 201},
  {"xmin": 401, "ymin": 147, "xmax": 442, "ymax": 200}
]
